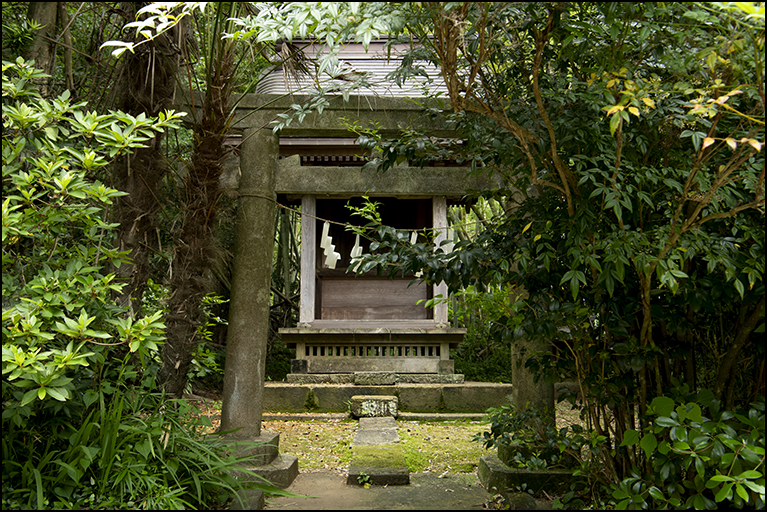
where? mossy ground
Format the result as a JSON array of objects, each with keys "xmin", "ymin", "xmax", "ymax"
[
  {"xmin": 190, "ymin": 399, "xmax": 585, "ymax": 475},
  {"xmin": 261, "ymin": 418, "xmax": 492, "ymax": 474},
  {"xmin": 399, "ymin": 420, "xmax": 491, "ymax": 473}
]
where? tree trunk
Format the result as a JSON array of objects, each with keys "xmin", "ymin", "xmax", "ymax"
[
  {"xmin": 158, "ymin": 37, "xmax": 236, "ymax": 396},
  {"xmin": 112, "ymin": 3, "xmax": 182, "ymax": 317},
  {"xmin": 714, "ymin": 295, "xmax": 765, "ymax": 403},
  {"xmin": 24, "ymin": 2, "xmax": 59, "ymax": 96}
]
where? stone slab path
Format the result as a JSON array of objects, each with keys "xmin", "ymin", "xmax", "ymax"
[
  {"xmin": 347, "ymin": 416, "xmax": 410, "ymax": 486},
  {"xmin": 262, "ymin": 472, "xmax": 491, "ymax": 510}
]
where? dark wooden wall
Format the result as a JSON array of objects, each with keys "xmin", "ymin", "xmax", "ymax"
[{"xmin": 315, "ymin": 197, "xmax": 432, "ymax": 321}]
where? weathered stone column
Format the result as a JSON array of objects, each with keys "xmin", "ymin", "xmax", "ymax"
[
  {"xmin": 511, "ymin": 337, "xmax": 555, "ymax": 422},
  {"xmin": 220, "ymin": 128, "xmax": 277, "ymax": 438}
]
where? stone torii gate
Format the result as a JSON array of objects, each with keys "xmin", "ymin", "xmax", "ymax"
[
  {"xmin": 210, "ymin": 83, "xmax": 516, "ymax": 480},
  {"xmin": 212, "ymin": 66, "xmax": 553, "ymax": 494},
  {"xmin": 214, "ymin": 91, "xmax": 499, "ymax": 484}
]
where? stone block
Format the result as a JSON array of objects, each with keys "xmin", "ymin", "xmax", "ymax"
[
  {"xmin": 311, "ymin": 385, "xmax": 396, "ymax": 412},
  {"xmin": 223, "ymin": 432, "xmax": 279, "ymax": 465},
  {"xmin": 501, "ymin": 491, "xmax": 537, "ymax": 510},
  {"xmin": 512, "ymin": 338, "xmax": 555, "ymax": 416},
  {"xmin": 396, "ymin": 384, "xmax": 443, "ymax": 412},
  {"xmin": 354, "ymin": 372, "xmax": 397, "ymax": 386},
  {"xmin": 306, "ymin": 357, "xmax": 440, "ymax": 373},
  {"xmin": 229, "ymin": 489, "xmax": 264, "ymax": 511},
  {"xmin": 352, "ymin": 427, "xmax": 400, "ymax": 446},
  {"xmin": 438, "ymin": 360, "xmax": 455, "ymax": 374},
  {"xmin": 262, "ymin": 384, "xmax": 310, "ymax": 413},
  {"xmin": 286, "ymin": 373, "xmax": 355, "ymax": 384},
  {"xmin": 359, "ymin": 416, "xmax": 398, "ymax": 429},
  {"xmin": 352, "ymin": 417, "xmax": 399, "ymax": 446},
  {"xmin": 478, "ymin": 454, "xmax": 587, "ymax": 495},
  {"xmin": 351, "ymin": 395, "xmax": 398, "ymax": 418},
  {"xmin": 347, "ymin": 445, "xmax": 410, "ymax": 486},
  {"xmin": 398, "ymin": 374, "xmax": 464, "ymax": 384},
  {"xmin": 236, "ymin": 453, "xmax": 299, "ymax": 490},
  {"xmin": 442, "ymin": 383, "xmax": 514, "ymax": 412},
  {"xmin": 290, "ymin": 359, "xmax": 308, "ymax": 374}
]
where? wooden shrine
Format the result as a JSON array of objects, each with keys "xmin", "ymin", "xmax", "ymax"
[
  {"xmin": 225, "ymin": 40, "xmax": 501, "ymax": 381},
  {"xmin": 280, "ymin": 191, "xmax": 466, "ymax": 377}
]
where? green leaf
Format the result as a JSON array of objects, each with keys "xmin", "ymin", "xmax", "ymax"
[
  {"xmin": 21, "ymin": 388, "xmax": 38, "ymax": 406},
  {"xmin": 610, "ymin": 112, "xmax": 622, "ymax": 136},
  {"xmin": 733, "ymin": 278, "xmax": 745, "ymax": 299},
  {"xmin": 651, "ymin": 396, "xmax": 675, "ymax": 417},
  {"xmin": 660, "ymin": 460, "xmax": 673, "ymax": 480},
  {"xmin": 620, "ymin": 429, "xmax": 639, "ymax": 446},
  {"xmin": 570, "ymin": 276, "xmax": 580, "ymax": 301},
  {"xmin": 612, "ymin": 488, "xmax": 629, "ymax": 500},
  {"xmin": 743, "ymin": 481, "xmax": 765, "ymax": 494},
  {"xmin": 522, "ymin": 221, "xmax": 533, "ymax": 234},
  {"xmin": 47, "ymin": 387, "xmax": 68, "ymax": 401},
  {"xmin": 715, "ymin": 483, "xmax": 733, "ymax": 502},
  {"xmin": 640, "ymin": 433, "xmax": 658, "ymax": 458},
  {"xmin": 655, "ymin": 416, "xmax": 678, "ymax": 427}
]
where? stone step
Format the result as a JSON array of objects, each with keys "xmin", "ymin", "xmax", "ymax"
[
  {"xmin": 285, "ymin": 372, "xmax": 466, "ymax": 384},
  {"xmin": 235, "ymin": 453, "xmax": 300, "ymax": 490},
  {"xmin": 346, "ymin": 416, "xmax": 410, "ymax": 486},
  {"xmin": 352, "ymin": 417, "xmax": 400, "ymax": 445},
  {"xmin": 350, "ymin": 395, "xmax": 398, "ymax": 418},
  {"xmin": 397, "ymin": 412, "xmax": 486, "ymax": 421}
]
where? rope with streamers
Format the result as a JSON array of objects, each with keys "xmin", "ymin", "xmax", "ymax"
[{"xmin": 236, "ymin": 192, "xmax": 496, "ymax": 236}]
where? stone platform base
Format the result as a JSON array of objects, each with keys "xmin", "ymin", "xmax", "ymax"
[
  {"xmin": 286, "ymin": 372, "xmax": 465, "ymax": 384},
  {"xmin": 264, "ymin": 381, "xmax": 513, "ymax": 413},
  {"xmin": 227, "ymin": 432, "xmax": 300, "ymax": 510},
  {"xmin": 238, "ymin": 453, "xmax": 300, "ymax": 489}
]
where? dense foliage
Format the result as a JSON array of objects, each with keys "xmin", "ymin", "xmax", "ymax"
[
  {"xmin": 280, "ymin": 2, "xmax": 765, "ymax": 508},
  {"xmin": 1, "ymin": 58, "xmax": 283, "ymax": 509}
]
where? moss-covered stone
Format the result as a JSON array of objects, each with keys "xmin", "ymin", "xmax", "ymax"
[
  {"xmin": 351, "ymin": 445, "xmax": 408, "ymax": 469},
  {"xmin": 348, "ymin": 445, "xmax": 410, "ymax": 486}
]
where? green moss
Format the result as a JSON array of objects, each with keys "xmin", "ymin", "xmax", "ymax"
[
  {"xmin": 437, "ymin": 392, "xmax": 447, "ymax": 412},
  {"xmin": 351, "ymin": 445, "xmax": 407, "ymax": 469},
  {"xmin": 304, "ymin": 390, "xmax": 319, "ymax": 411}
]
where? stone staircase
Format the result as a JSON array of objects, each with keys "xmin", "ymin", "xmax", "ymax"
[{"xmin": 346, "ymin": 395, "xmax": 410, "ymax": 486}]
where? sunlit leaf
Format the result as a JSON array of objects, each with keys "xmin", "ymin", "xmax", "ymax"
[{"xmin": 522, "ymin": 221, "xmax": 533, "ymax": 234}]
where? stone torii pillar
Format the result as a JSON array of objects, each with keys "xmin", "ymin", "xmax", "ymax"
[{"xmin": 219, "ymin": 127, "xmax": 298, "ymax": 490}]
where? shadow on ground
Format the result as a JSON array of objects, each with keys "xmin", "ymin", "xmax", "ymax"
[{"xmin": 263, "ymin": 472, "xmax": 490, "ymax": 510}]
